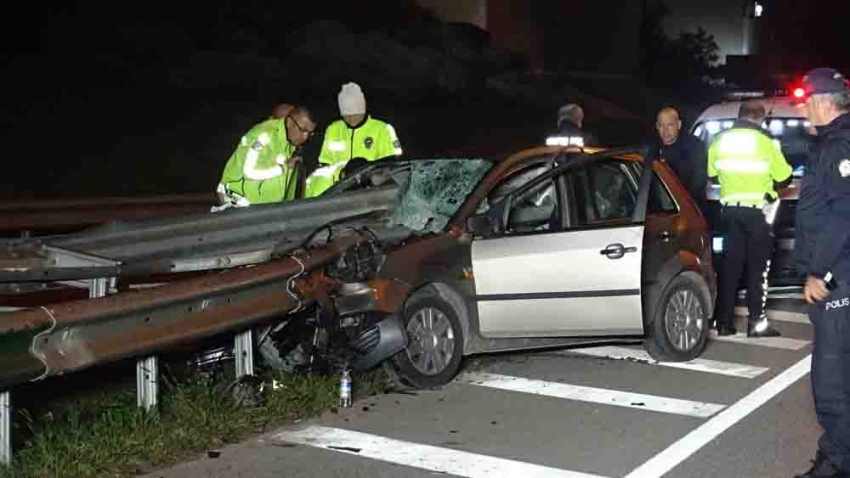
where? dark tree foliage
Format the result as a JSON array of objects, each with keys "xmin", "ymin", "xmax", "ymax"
[{"xmin": 639, "ymin": 1, "xmax": 722, "ymax": 103}]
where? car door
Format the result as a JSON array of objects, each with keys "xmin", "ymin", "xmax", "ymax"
[{"xmin": 471, "ymin": 154, "xmax": 653, "ymax": 338}]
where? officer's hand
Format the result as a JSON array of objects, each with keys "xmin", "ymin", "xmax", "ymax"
[{"xmin": 803, "ymin": 275, "xmax": 830, "ymax": 304}]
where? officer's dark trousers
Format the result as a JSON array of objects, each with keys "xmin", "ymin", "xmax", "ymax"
[
  {"xmin": 717, "ymin": 205, "xmax": 773, "ymax": 328},
  {"xmin": 809, "ymin": 281, "xmax": 850, "ymax": 473}
]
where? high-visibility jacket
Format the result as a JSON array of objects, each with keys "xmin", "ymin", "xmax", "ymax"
[
  {"xmin": 304, "ymin": 116, "xmax": 402, "ymax": 198},
  {"xmin": 707, "ymin": 121, "xmax": 792, "ymax": 206},
  {"xmin": 218, "ymin": 119, "xmax": 299, "ymax": 206}
]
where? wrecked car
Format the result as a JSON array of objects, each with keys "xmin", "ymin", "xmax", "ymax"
[{"xmin": 261, "ymin": 146, "xmax": 717, "ymax": 388}]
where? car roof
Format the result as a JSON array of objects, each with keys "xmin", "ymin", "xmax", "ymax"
[{"xmin": 694, "ymin": 96, "xmax": 807, "ymax": 126}]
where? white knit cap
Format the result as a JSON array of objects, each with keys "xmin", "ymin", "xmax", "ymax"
[{"xmin": 338, "ymin": 82, "xmax": 366, "ymax": 116}]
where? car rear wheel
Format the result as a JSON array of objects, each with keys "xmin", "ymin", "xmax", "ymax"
[
  {"xmin": 390, "ymin": 291, "xmax": 464, "ymax": 389},
  {"xmin": 645, "ymin": 272, "xmax": 710, "ymax": 362}
]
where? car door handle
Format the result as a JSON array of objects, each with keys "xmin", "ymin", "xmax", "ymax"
[{"xmin": 600, "ymin": 243, "xmax": 638, "ymax": 259}]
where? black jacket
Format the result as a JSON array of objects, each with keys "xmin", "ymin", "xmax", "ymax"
[
  {"xmin": 658, "ymin": 134, "xmax": 708, "ymax": 211},
  {"xmin": 795, "ymin": 113, "xmax": 850, "ymax": 282}
]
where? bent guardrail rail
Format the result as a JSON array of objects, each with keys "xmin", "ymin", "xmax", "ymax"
[
  {"xmin": 0, "ymin": 233, "xmax": 362, "ymax": 465},
  {"xmin": 0, "ymin": 193, "xmax": 216, "ymax": 235},
  {"xmin": 0, "ymin": 187, "xmax": 399, "ymax": 286}
]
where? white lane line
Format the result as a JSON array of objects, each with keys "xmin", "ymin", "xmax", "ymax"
[
  {"xmin": 456, "ymin": 372, "xmax": 725, "ymax": 418},
  {"xmin": 624, "ymin": 355, "xmax": 812, "ymax": 478},
  {"xmin": 709, "ymin": 332, "xmax": 810, "ymax": 350},
  {"xmin": 767, "ymin": 310, "xmax": 811, "ymax": 324},
  {"xmin": 275, "ymin": 425, "xmax": 609, "ymax": 478},
  {"xmin": 735, "ymin": 308, "xmax": 811, "ymax": 325},
  {"xmin": 560, "ymin": 346, "xmax": 769, "ymax": 379}
]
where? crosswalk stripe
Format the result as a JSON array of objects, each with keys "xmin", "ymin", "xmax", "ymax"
[
  {"xmin": 766, "ymin": 310, "xmax": 810, "ymax": 324},
  {"xmin": 456, "ymin": 372, "xmax": 725, "ymax": 418},
  {"xmin": 558, "ymin": 346, "xmax": 769, "ymax": 379},
  {"xmin": 735, "ymin": 308, "xmax": 811, "ymax": 325},
  {"xmin": 709, "ymin": 331, "xmax": 810, "ymax": 350},
  {"xmin": 624, "ymin": 355, "xmax": 812, "ymax": 478},
  {"xmin": 275, "ymin": 426, "xmax": 609, "ymax": 478}
]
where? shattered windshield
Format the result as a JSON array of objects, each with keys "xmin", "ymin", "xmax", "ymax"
[{"xmin": 328, "ymin": 159, "xmax": 493, "ymax": 233}]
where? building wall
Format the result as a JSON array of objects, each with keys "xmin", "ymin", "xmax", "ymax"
[
  {"xmin": 414, "ymin": 0, "xmax": 488, "ymax": 29},
  {"xmin": 416, "ymin": 0, "xmax": 643, "ymax": 73}
]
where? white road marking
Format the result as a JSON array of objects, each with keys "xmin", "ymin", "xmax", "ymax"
[
  {"xmin": 735, "ymin": 307, "xmax": 811, "ymax": 325},
  {"xmin": 275, "ymin": 426, "xmax": 609, "ymax": 478},
  {"xmin": 623, "ymin": 355, "xmax": 812, "ymax": 478},
  {"xmin": 456, "ymin": 372, "xmax": 725, "ymax": 418},
  {"xmin": 767, "ymin": 310, "xmax": 811, "ymax": 324},
  {"xmin": 770, "ymin": 293, "xmax": 804, "ymax": 299},
  {"xmin": 709, "ymin": 331, "xmax": 810, "ymax": 350},
  {"xmin": 560, "ymin": 346, "xmax": 769, "ymax": 379}
]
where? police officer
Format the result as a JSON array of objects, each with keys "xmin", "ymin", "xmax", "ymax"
[
  {"xmin": 708, "ymin": 100, "xmax": 793, "ymax": 337},
  {"xmin": 304, "ymin": 82, "xmax": 402, "ymax": 198},
  {"xmin": 793, "ymin": 67, "xmax": 850, "ymax": 478},
  {"xmin": 215, "ymin": 106, "xmax": 316, "ymax": 210},
  {"xmin": 545, "ymin": 103, "xmax": 598, "ymax": 147}
]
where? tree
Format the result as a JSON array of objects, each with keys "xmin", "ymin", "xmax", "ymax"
[{"xmin": 639, "ymin": 1, "xmax": 723, "ymax": 109}]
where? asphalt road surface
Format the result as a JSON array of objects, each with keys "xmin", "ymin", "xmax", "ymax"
[{"xmin": 142, "ymin": 297, "xmax": 820, "ymax": 478}]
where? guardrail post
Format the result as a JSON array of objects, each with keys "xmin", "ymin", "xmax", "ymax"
[
  {"xmin": 1, "ymin": 390, "xmax": 10, "ymax": 466},
  {"xmin": 87, "ymin": 276, "xmax": 160, "ymax": 411},
  {"xmin": 136, "ymin": 357, "xmax": 158, "ymax": 411},
  {"xmin": 234, "ymin": 330, "xmax": 254, "ymax": 378}
]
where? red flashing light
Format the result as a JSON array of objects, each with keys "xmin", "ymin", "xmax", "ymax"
[{"xmin": 793, "ymin": 87, "xmax": 806, "ymax": 98}]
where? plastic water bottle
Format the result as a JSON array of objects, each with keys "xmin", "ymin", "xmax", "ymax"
[{"xmin": 339, "ymin": 369, "xmax": 352, "ymax": 408}]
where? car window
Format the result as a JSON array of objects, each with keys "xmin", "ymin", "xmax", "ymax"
[
  {"xmin": 504, "ymin": 177, "xmax": 559, "ymax": 234},
  {"xmin": 627, "ymin": 162, "xmax": 678, "ymax": 215},
  {"xmin": 587, "ymin": 161, "xmax": 637, "ymax": 222},
  {"xmin": 477, "ymin": 160, "xmax": 553, "ymax": 215},
  {"xmin": 568, "ymin": 160, "xmax": 637, "ymax": 227}
]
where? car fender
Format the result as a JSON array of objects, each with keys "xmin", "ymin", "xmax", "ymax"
[
  {"xmin": 406, "ymin": 282, "xmax": 475, "ymax": 355},
  {"xmin": 643, "ymin": 251, "xmax": 713, "ymax": 332}
]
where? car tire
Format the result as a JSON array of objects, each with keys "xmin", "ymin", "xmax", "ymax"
[
  {"xmin": 390, "ymin": 291, "xmax": 464, "ymax": 389},
  {"xmin": 645, "ymin": 272, "xmax": 710, "ymax": 362}
]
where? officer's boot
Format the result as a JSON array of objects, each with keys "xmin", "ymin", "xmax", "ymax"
[{"xmin": 795, "ymin": 451, "xmax": 849, "ymax": 477}]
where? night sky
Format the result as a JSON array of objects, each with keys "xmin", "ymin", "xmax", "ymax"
[{"xmin": 0, "ymin": 1, "xmax": 848, "ymax": 200}]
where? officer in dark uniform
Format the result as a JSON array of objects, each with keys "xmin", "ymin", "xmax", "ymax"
[
  {"xmin": 655, "ymin": 106, "xmax": 709, "ymax": 214},
  {"xmin": 794, "ymin": 67, "xmax": 850, "ymax": 478}
]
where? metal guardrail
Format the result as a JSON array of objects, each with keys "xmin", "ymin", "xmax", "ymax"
[
  {"xmin": 0, "ymin": 187, "xmax": 399, "ymax": 285},
  {"xmin": 0, "ymin": 233, "xmax": 361, "ymax": 465},
  {"xmin": 0, "ymin": 193, "xmax": 216, "ymax": 233}
]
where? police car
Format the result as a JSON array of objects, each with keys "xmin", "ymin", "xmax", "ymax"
[{"xmin": 690, "ymin": 88, "xmax": 813, "ymax": 288}]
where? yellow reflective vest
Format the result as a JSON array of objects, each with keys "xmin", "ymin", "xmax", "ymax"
[
  {"xmin": 304, "ymin": 116, "xmax": 402, "ymax": 198},
  {"xmin": 707, "ymin": 123, "xmax": 792, "ymax": 206},
  {"xmin": 218, "ymin": 119, "xmax": 299, "ymax": 205}
]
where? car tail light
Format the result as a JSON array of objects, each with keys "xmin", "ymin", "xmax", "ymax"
[{"xmin": 793, "ymin": 87, "xmax": 805, "ymax": 99}]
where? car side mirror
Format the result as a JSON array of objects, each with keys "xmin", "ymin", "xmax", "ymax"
[{"xmin": 466, "ymin": 214, "xmax": 496, "ymax": 236}]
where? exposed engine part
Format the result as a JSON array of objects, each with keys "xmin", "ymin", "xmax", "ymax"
[{"xmin": 326, "ymin": 234, "xmax": 383, "ymax": 283}]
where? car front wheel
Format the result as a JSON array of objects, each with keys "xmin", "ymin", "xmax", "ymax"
[
  {"xmin": 645, "ymin": 272, "xmax": 710, "ymax": 362},
  {"xmin": 390, "ymin": 291, "xmax": 464, "ymax": 389}
]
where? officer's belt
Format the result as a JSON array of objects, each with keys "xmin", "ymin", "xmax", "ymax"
[{"xmin": 720, "ymin": 201, "xmax": 766, "ymax": 208}]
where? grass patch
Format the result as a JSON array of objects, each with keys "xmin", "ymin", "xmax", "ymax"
[{"xmin": 0, "ymin": 364, "xmax": 389, "ymax": 478}]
